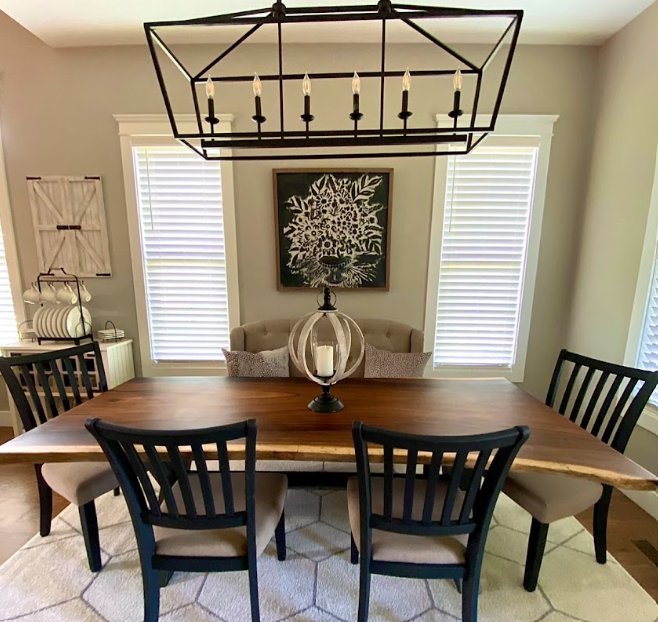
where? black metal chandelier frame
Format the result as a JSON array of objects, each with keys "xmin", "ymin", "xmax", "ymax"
[{"xmin": 144, "ymin": 0, "xmax": 523, "ymax": 161}]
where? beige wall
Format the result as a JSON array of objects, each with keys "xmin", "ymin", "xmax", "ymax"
[
  {"xmin": 0, "ymin": 11, "xmax": 599, "ymax": 412},
  {"xmin": 568, "ymin": 1, "xmax": 658, "ymax": 477}
]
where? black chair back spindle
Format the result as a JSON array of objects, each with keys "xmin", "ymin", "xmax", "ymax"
[
  {"xmin": 0, "ymin": 342, "xmax": 107, "ymax": 431},
  {"xmin": 546, "ymin": 349, "xmax": 658, "ymax": 453}
]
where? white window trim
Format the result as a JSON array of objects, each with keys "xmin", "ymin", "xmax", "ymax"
[
  {"xmin": 423, "ymin": 114, "xmax": 558, "ymax": 382},
  {"xmin": 0, "ymin": 119, "xmax": 25, "ymax": 334},
  {"xmin": 623, "ymin": 131, "xmax": 658, "ymax": 436},
  {"xmin": 115, "ymin": 114, "xmax": 239, "ymax": 377}
]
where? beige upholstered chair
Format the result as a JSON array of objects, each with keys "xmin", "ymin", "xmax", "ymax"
[
  {"xmin": 0, "ymin": 343, "xmax": 119, "ymax": 573},
  {"xmin": 229, "ymin": 318, "xmax": 425, "ymax": 474},
  {"xmin": 503, "ymin": 349, "xmax": 658, "ymax": 593}
]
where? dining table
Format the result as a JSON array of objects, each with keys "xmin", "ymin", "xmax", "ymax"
[{"xmin": 0, "ymin": 376, "xmax": 656, "ymax": 491}]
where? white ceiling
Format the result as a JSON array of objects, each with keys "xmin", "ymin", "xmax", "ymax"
[{"xmin": 0, "ymin": 0, "xmax": 654, "ymax": 48}]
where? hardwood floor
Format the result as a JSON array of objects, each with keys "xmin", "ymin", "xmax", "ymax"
[{"xmin": 0, "ymin": 427, "xmax": 656, "ymax": 601}]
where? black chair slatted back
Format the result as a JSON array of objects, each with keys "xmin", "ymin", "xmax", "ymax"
[
  {"xmin": 0, "ymin": 342, "xmax": 107, "ymax": 431},
  {"xmin": 86, "ymin": 418, "xmax": 256, "ymax": 532},
  {"xmin": 546, "ymin": 349, "xmax": 658, "ymax": 453},
  {"xmin": 353, "ymin": 423, "xmax": 530, "ymax": 542}
]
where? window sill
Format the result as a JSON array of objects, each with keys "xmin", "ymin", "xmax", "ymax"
[
  {"xmin": 638, "ymin": 404, "xmax": 658, "ymax": 436},
  {"xmin": 426, "ymin": 366, "xmax": 523, "ymax": 383},
  {"xmin": 145, "ymin": 361, "xmax": 228, "ymax": 377}
]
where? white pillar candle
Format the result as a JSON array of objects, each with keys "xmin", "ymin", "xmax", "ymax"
[{"xmin": 316, "ymin": 345, "xmax": 334, "ymax": 377}]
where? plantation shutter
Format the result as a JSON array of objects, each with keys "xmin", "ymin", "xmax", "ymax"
[
  {"xmin": 433, "ymin": 146, "xmax": 538, "ymax": 367},
  {"xmin": 134, "ymin": 146, "xmax": 229, "ymax": 362},
  {"xmin": 0, "ymin": 219, "xmax": 18, "ymax": 344},
  {"xmin": 636, "ymin": 245, "xmax": 658, "ymax": 406}
]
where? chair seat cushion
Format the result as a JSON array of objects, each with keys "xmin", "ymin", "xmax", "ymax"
[
  {"xmin": 41, "ymin": 462, "xmax": 118, "ymax": 507},
  {"xmin": 503, "ymin": 472, "xmax": 604, "ymax": 524},
  {"xmin": 154, "ymin": 472, "xmax": 288, "ymax": 558},
  {"xmin": 347, "ymin": 477, "xmax": 467, "ymax": 565}
]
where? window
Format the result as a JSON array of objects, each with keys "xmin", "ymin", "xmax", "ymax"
[
  {"xmin": 434, "ymin": 146, "xmax": 537, "ymax": 368},
  {"xmin": 0, "ymin": 216, "xmax": 18, "ymax": 343},
  {"xmin": 117, "ymin": 115, "xmax": 239, "ymax": 375},
  {"xmin": 134, "ymin": 146, "xmax": 229, "ymax": 363},
  {"xmin": 629, "ymin": 139, "xmax": 658, "ymax": 411},
  {"xmin": 425, "ymin": 116, "xmax": 557, "ymax": 381},
  {"xmin": 0, "ymin": 122, "xmax": 20, "ymax": 345},
  {"xmin": 636, "ymin": 251, "xmax": 658, "ymax": 406}
]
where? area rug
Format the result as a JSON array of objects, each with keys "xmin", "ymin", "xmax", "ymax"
[{"xmin": 0, "ymin": 488, "xmax": 656, "ymax": 622}]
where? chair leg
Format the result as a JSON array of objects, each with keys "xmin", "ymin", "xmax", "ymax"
[
  {"xmin": 34, "ymin": 465, "xmax": 52, "ymax": 537},
  {"xmin": 248, "ymin": 556, "xmax": 260, "ymax": 622},
  {"xmin": 143, "ymin": 568, "xmax": 161, "ymax": 622},
  {"xmin": 524, "ymin": 519, "xmax": 549, "ymax": 592},
  {"xmin": 462, "ymin": 576, "xmax": 479, "ymax": 622},
  {"xmin": 113, "ymin": 487, "xmax": 120, "ymax": 497},
  {"xmin": 159, "ymin": 570, "xmax": 174, "ymax": 587},
  {"xmin": 79, "ymin": 501, "xmax": 102, "ymax": 572},
  {"xmin": 593, "ymin": 486, "xmax": 613, "ymax": 565},
  {"xmin": 275, "ymin": 510, "xmax": 286, "ymax": 562},
  {"xmin": 350, "ymin": 533, "xmax": 359, "ymax": 565},
  {"xmin": 357, "ymin": 557, "xmax": 371, "ymax": 622}
]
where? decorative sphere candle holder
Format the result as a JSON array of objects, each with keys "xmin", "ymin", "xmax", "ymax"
[{"xmin": 288, "ymin": 286, "xmax": 365, "ymax": 413}]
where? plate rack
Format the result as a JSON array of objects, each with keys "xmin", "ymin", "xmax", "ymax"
[{"xmin": 35, "ymin": 268, "xmax": 92, "ymax": 345}]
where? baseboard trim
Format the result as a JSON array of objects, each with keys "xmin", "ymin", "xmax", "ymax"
[
  {"xmin": 0, "ymin": 410, "xmax": 12, "ymax": 427},
  {"xmin": 622, "ymin": 489, "xmax": 658, "ymax": 522}
]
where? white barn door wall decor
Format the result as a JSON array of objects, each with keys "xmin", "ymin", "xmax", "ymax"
[{"xmin": 27, "ymin": 175, "xmax": 112, "ymax": 277}]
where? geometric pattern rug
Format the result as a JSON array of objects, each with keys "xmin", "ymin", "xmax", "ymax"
[{"xmin": 0, "ymin": 488, "xmax": 656, "ymax": 622}]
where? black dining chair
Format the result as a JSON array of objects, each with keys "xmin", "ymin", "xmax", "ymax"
[
  {"xmin": 86, "ymin": 417, "xmax": 288, "ymax": 622},
  {"xmin": 0, "ymin": 342, "xmax": 119, "ymax": 572},
  {"xmin": 503, "ymin": 349, "xmax": 658, "ymax": 591},
  {"xmin": 348, "ymin": 421, "xmax": 530, "ymax": 622}
]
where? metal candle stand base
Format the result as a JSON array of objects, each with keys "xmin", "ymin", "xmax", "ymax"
[{"xmin": 308, "ymin": 383, "xmax": 344, "ymax": 413}]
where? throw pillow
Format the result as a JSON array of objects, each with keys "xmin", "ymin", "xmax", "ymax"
[
  {"xmin": 364, "ymin": 343, "xmax": 431, "ymax": 379},
  {"xmin": 222, "ymin": 346, "xmax": 290, "ymax": 378}
]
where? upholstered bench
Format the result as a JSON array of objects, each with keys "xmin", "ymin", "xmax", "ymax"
[{"xmin": 229, "ymin": 318, "xmax": 425, "ymax": 481}]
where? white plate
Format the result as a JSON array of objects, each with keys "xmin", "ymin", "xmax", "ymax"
[
  {"xmin": 46, "ymin": 306, "xmax": 58, "ymax": 338},
  {"xmin": 67, "ymin": 306, "xmax": 92, "ymax": 338},
  {"xmin": 58, "ymin": 305, "xmax": 72, "ymax": 338},
  {"xmin": 33, "ymin": 307, "xmax": 45, "ymax": 337},
  {"xmin": 49, "ymin": 306, "xmax": 64, "ymax": 337}
]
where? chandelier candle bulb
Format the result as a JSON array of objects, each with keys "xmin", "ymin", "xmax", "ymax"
[
  {"xmin": 401, "ymin": 68, "xmax": 411, "ymax": 115},
  {"xmin": 352, "ymin": 72, "xmax": 361, "ymax": 114},
  {"xmin": 453, "ymin": 68, "xmax": 462, "ymax": 111},
  {"xmin": 205, "ymin": 76, "xmax": 215, "ymax": 100},
  {"xmin": 205, "ymin": 76, "xmax": 217, "ymax": 132},
  {"xmin": 302, "ymin": 72, "xmax": 311, "ymax": 117},
  {"xmin": 253, "ymin": 73, "xmax": 263, "ymax": 117}
]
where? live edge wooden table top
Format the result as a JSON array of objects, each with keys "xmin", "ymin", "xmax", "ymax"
[{"xmin": 0, "ymin": 377, "xmax": 655, "ymax": 491}]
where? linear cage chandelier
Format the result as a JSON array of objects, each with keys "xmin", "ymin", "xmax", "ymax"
[{"xmin": 144, "ymin": 0, "xmax": 523, "ymax": 161}]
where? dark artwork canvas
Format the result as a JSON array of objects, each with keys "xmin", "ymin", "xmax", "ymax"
[{"xmin": 274, "ymin": 169, "xmax": 393, "ymax": 290}]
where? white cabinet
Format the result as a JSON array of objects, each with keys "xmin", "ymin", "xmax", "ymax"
[{"xmin": 1, "ymin": 339, "xmax": 134, "ymax": 435}]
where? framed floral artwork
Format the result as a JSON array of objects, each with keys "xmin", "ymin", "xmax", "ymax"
[{"xmin": 273, "ymin": 169, "xmax": 393, "ymax": 290}]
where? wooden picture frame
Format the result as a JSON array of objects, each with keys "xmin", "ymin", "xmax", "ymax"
[{"xmin": 273, "ymin": 168, "xmax": 393, "ymax": 291}]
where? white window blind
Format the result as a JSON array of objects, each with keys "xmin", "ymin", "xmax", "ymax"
[
  {"xmin": 433, "ymin": 146, "xmax": 538, "ymax": 368},
  {"xmin": 134, "ymin": 146, "xmax": 229, "ymax": 363},
  {"xmin": 636, "ymin": 245, "xmax": 658, "ymax": 406},
  {"xmin": 0, "ymin": 217, "xmax": 17, "ymax": 344}
]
